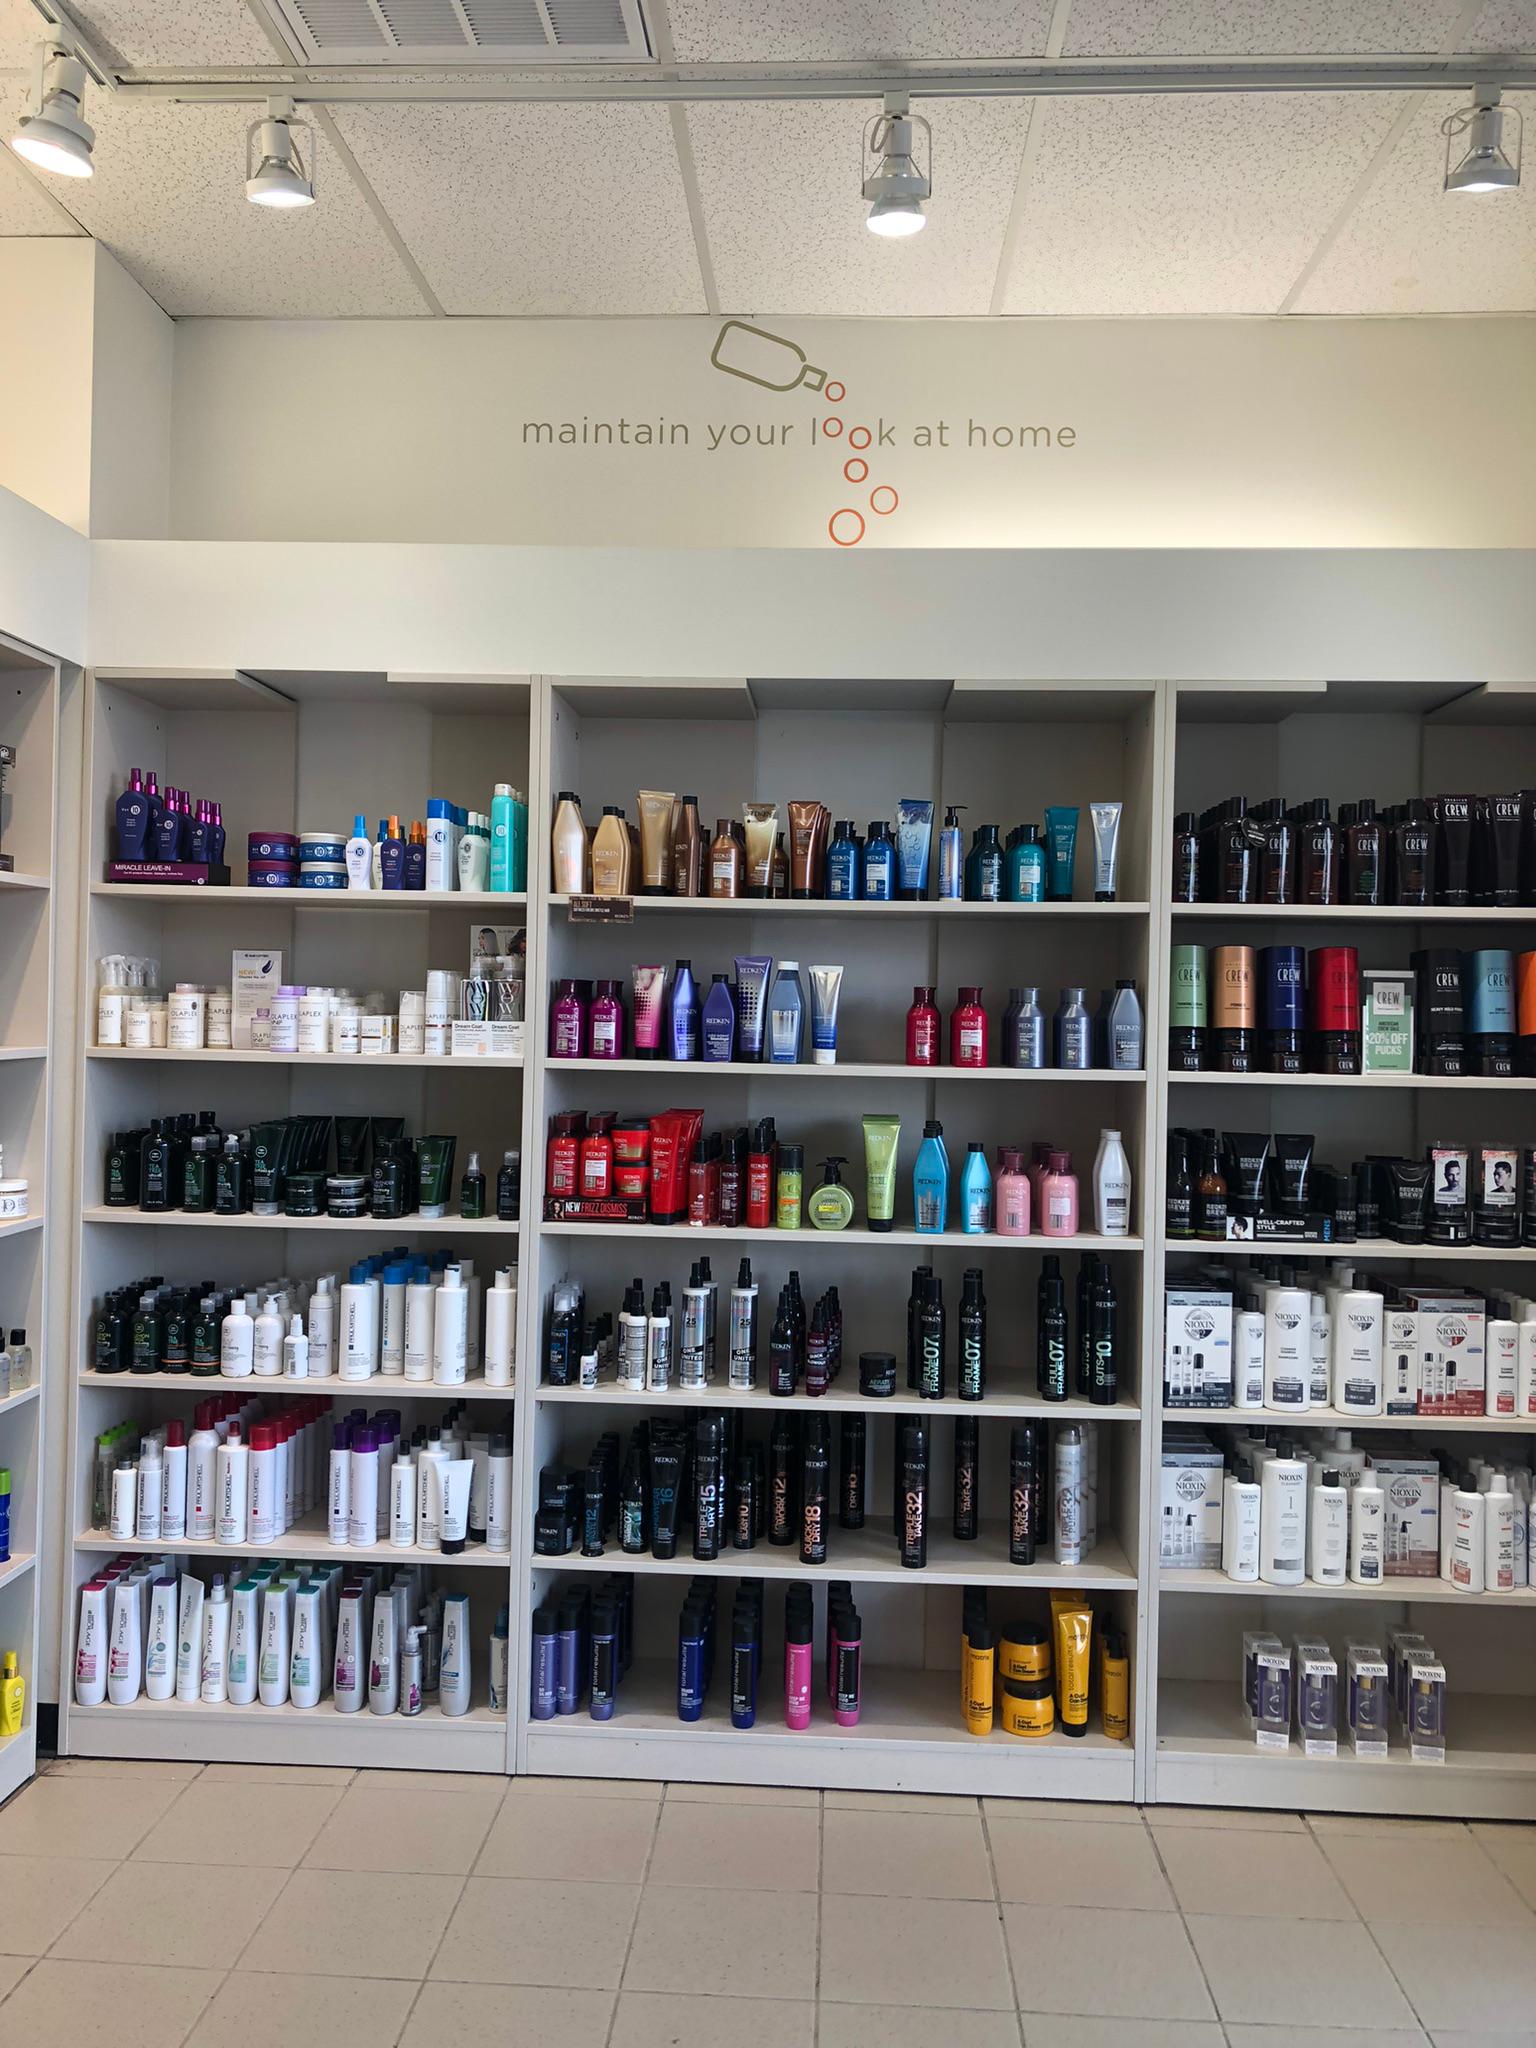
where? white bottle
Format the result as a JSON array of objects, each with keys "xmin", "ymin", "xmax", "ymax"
[
  {"xmin": 458, "ymin": 817, "xmax": 490, "ymax": 893},
  {"xmin": 199, "ymin": 1576, "xmax": 231, "ymax": 1703},
  {"xmin": 328, "ymin": 1426, "xmax": 352, "ymax": 1545},
  {"xmin": 1486, "ymin": 1318, "xmax": 1519, "ymax": 1417},
  {"xmin": 487, "ymin": 1431, "xmax": 513, "ymax": 1553},
  {"xmin": 1440, "ymin": 1467, "xmax": 1459, "ymax": 1579},
  {"xmin": 1519, "ymin": 1320, "xmax": 1536, "ymax": 1418},
  {"xmin": 461, "ymin": 1259, "xmax": 481, "ymax": 1377},
  {"xmin": 417, "ymin": 1438, "xmax": 450, "ymax": 1552},
  {"xmin": 1350, "ymin": 1481, "xmax": 1385, "ymax": 1585},
  {"xmin": 484, "ymin": 1266, "xmax": 516, "ymax": 1387},
  {"xmin": 1092, "ymin": 1129, "xmax": 1131, "ymax": 1237},
  {"xmin": 161, "ymin": 1428, "xmax": 188, "ymax": 1542},
  {"xmin": 439, "ymin": 1593, "xmax": 471, "ymax": 1717},
  {"xmin": 1263, "ymin": 1288, "xmax": 1311, "ymax": 1411},
  {"xmin": 289, "ymin": 1582, "xmax": 324, "ymax": 1709},
  {"xmin": 96, "ymin": 956, "xmax": 128, "ymax": 1046},
  {"xmin": 226, "ymin": 1578, "xmax": 260, "ymax": 1705},
  {"xmin": 252, "ymin": 1294, "xmax": 283, "ymax": 1378},
  {"xmin": 1310, "ymin": 1467, "xmax": 1349, "ymax": 1585},
  {"xmin": 143, "ymin": 1575, "xmax": 178, "ymax": 1701},
  {"xmin": 307, "ymin": 1276, "xmax": 336, "ymax": 1379},
  {"xmin": 404, "ymin": 1266, "xmax": 435, "ymax": 1381},
  {"xmin": 1234, "ymin": 1308, "xmax": 1265, "ymax": 1411},
  {"xmin": 248, "ymin": 1424, "xmax": 280, "ymax": 1545},
  {"xmin": 1052, "ymin": 1425, "xmax": 1085, "ymax": 1565},
  {"xmin": 1308, "ymin": 1293, "xmax": 1331, "ymax": 1409},
  {"xmin": 334, "ymin": 1588, "xmax": 366, "ymax": 1713},
  {"xmin": 220, "ymin": 1297, "xmax": 254, "ymax": 1379},
  {"xmin": 1259, "ymin": 1457, "xmax": 1307, "ymax": 1585},
  {"xmin": 618, "ymin": 1289, "xmax": 649, "ymax": 1392},
  {"xmin": 339, "ymin": 1264, "xmax": 376, "ymax": 1382},
  {"xmin": 1485, "ymin": 1474, "xmax": 1516, "ymax": 1592},
  {"xmin": 215, "ymin": 1424, "xmax": 250, "ymax": 1544},
  {"xmin": 1329, "ymin": 1290, "xmax": 1384, "ymax": 1414},
  {"xmin": 380, "ymin": 1264, "xmax": 408, "ymax": 1376},
  {"xmin": 345, "ymin": 812, "xmax": 373, "ymax": 891},
  {"xmin": 368, "ymin": 1592, "xmax": 399, "ymax": 1715},
  {"xmin": 433, "ymin": 1264, "xmax": 469, "ymax": 1385},
  {"xmin": 1450, "ymin": 1485, "xmax": 1486, "ymax": 1593},
  {"xmin": 281, "ymin": 1315, "xmax": 309, "ymax": 1379},
  {"xmin": 390, "ymin": 1457, "xmax": 417, "ymax": 1548},
  {"xmin": 106, "ymin": 1579, "xmax": 142, "ymax": 1705},
  {"xmin": 135, "ymin": 1437, "xmax": 164, "ymax": 1542},
  {"xmin": 349, "ymin": 1427, "xmax": 380, "ymax": 1548},
  {"xmin": 1221, "ymin": 1466, "xmax": 1261, "ymax": 1581},
  {"xmin": 110, "ymin": 1458, "xmax": 139, "ymax": 1542},
  {"xmin": 257, "ymin": 1583, "xmax": 292, "ymax": 1706}
]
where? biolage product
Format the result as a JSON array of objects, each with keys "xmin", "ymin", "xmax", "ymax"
[
  {"xmin": 742, "ymin": 802, "xmax": 778, "ymax": 897},
  {"xmin": 1043, "ymin": 805, "xmax": 1078, "ymax": 899},
  {"xmin": 1308, "ymin": 945, "xmax": 1361, "ymax": 1074},
  {"xmin": 1464, "ymin": 947, "xmax": 1516, "ymax": 1075},
  {"xmin": 1168, "ymin": 944, "xmax": 1207, "ymax": 1070}
]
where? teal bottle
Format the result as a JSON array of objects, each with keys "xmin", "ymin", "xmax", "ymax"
[
  {"xmin": 1007, "ymin": 823, "xmax": 1046, "ymax": 903},
  {"xmin": 959, "ymin": 1143, "xmax": 992, "ymax": 1234},
  {"xmin": 913, "ymin": 1119, "xmax": 950, "ymax": 1234}
]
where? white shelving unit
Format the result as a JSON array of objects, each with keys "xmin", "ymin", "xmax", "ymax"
[
  {"xmin": 1151, "ymin": 676, "xmax": 1536, "ymax": 1819},
  {"xmin": 56, "ymin": 667, "xmax": 541, "ymax": 1774},
  {"xmin": 0, "ymin": 630, "xmax": 63, "ymax": 1802}
]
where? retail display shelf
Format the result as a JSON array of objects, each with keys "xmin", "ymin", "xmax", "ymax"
[
  {"xmin": 537, "ymin": 1380, "xmax": 1140, "ymax": 1419},
  {"xmin": 75, "ymin": 1514, "xmax": 512, "ymax": 1569},
  {"xmin": 86, "ymin": 1048, "xmax": 523, "ymax": 1069},
  {"xmin": 1171, "ymin": 903, "xmax": 1536, "ymax": 923},
  {"xmin": 1155, "ymin": 1680, "xmax": 1536, "ymax": 1820},
  {"xmin": 0, "ymin": 872, "xmax": 49, "ymax": 893},
  {"xmin": 1164, "ymin": 1404, "xmax": 1536, "ymax": 1433},
  {"xmin": 522, "ymin": 1659, "xmax": 1133, "ymax": 1797},
  {"xmin": 0, "ymin": 1387, "xmax": 41, "ymax": 1417},
  {"xmin": 67, "ymin": 1694, "xmax": 508, "ymax": 1773},
  {"xmin": 548, "ymin": 894, "xmax": 1151, "ymax": 920},
  {"xmin": 0, "ymin": 1047, "xmax": 46, "ymax": 1064},
  {"xmin": 1171, "ymin": 1070, "xmax": 1536, "ymax": 1090},
  {"xmin": 547, "ymin": 1058, "xmax": 1144, "ymax": 1083},
  {"xmin": 77, "ymin": 1371, "xmax": 514, "ymax": 1402},
  {"xmin": 1168, "ymin": 1238, "xmax": 1536, "ymax": 1264},
  {"xmin": 539, "ymin": 1221, "xmax": 1141, "ymax": 1251},
  {"xmin": 0, "ymin": 1215, "xmax": 42, "ymax": 1241},
  {"xmin": 0, "ymin": 1554, "xmax": 36, "ymax": 1595},
  {"xmin": 548, "ymin": 1528, "xmax": 1136, "ymax": 1590},
  {"xmin": 1160, "ymin": 1568, "xmax": 1536, "ymax": 1608},
  {"xmin": 91, "ymin": 884, "xmax": 526, "ymax": 908},
  {"xmin": 82, "ymin": 1207, "xmax": 517, "ymax": 1234}
]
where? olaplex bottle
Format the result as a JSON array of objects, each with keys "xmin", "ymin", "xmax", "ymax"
[
  {"xmin": 1258, "ymin": 943, "xmax": 1304, "ymax": 1073},
  {"xmin": 1168, "ymin": 945, "xmax": 1207, "ymax": 1071},
  {"xmin": 1211, "ymin": 945, "xmax": 1254, "ymax": 1073}
]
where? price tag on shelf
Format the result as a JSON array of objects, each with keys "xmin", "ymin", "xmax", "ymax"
[{"xmin": 568, "ymin": 894, "xmax": 634, "ymax": 924}]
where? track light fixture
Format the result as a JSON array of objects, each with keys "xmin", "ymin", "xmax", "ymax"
[
  {"xmin": 1443, "ymin": 83, "xmax": 1521, "ymax": 193},
  {"xmin": 9, "ymin": 43, "xmax": 95, "ymax": 179},
  {"xmin": 246, "ymin": 98, "xmax": 315, "ymax": 208},
  {"xmin": 862, "ymin": 92, "xmax": 931, "ymax": 237}
]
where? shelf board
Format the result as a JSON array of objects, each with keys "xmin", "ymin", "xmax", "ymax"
[
  {"xmin": 83, "ymin": 1207, "xmax": 517, "ymax": 1235},
  {"xmin": 1160, "ymin": 1568, "xmax": 1536, "ymax": 1608},
  {"xmin": 1173, "ymin": 1237, "xmax": 1536, "ymax": 1264},
  {"xmin": 75, "ymin": 1512, "xmax": 512, "ymax": 1569},
  {"xmin": 0, "ymin": 872, "xmax": 49, "ymax": 893},
  {"xmin": 1164, "ymin": 1403, "xmax": 1536, "ymax": 1433},
  {"xmin": 0, "ymin": 1215, "xmax": 42, "ymax": 1241},
  {"xmin": 0, "ymin": 1047, "xmax": 46, "ymax": 1064},
  {"xmin": 1171, "ymin": 902, "xmax": 1536, "ymax": 923},
  {"xmin": 547, "ymin": 1526, "xmax": 1136, "ymax": 1590},
  {"xmin": 547, "ymin": 1058, "xmax": 1143, "ymax": 1083},
  {"xmin": 549, "ymin": 894, "xmax": 1150, "ymax": 921},
  {"xmin": 541, "ymin": 1221, "xmax": 1140, "ymax": 1251},
  {"xmin": 0, "ymin": 1553, "xmax": 36, "ymax": 1594},
  {"xmin": 1172, "ymin": 1069, "xmax": 1536, "ymax": 1090},
  {"xmin": 67, "ymin": 1692, "xmax": 508, "ymax": 1772},
  {"xmin": 87, "ymin": 1048, "xmax": 523, "ymax": 1069},
  {"xmin": 0, "ymin": 1386, "xmax": 41, "ymax": 1417},
  {"xmin": 79, "ymin": 1371, "xmax": 514, "ymax": 1402},
  {"xmin": 1156, "ymin": 1679, "xmax": 1536, "ymax": 1820},
  {"xmin": 524, "ymin": 1658, "xmax": 1132, "ymax": 1797},
  {"xmin": 538, "ymin": 1379, "xmax": 1139, "ymax": 1420},
  {"xmin": 91, "ymin": 885, "xmax": 526, "ymax": 909}
]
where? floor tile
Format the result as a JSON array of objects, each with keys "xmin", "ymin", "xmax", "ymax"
[
  {"xmin": 0, "ymin": 1958, "xmax": 222, "ymax": 2046},
  {"xmin": 0, "ymin": 1774, "xmax": 184, "ymax": 1858},
  {"xmin": 825, "ymin": 1789, "xmax": 979, "ymax": 1814},
  {"xmin": 648, "ymin": 1801, "xmax": 818, "ymax": 1890},
  {"xmin": 303, "ymin": 1780, "xmax": 500, "ymax": 1876},
  {"xmin": 241, "ymin": 1868, "xmax": 461, "ymax": 1980},
  {"xmin": 1186, "ymin": 1914, "xmax": 1417, "ymax": 2029},
  {"xmin": 1307, "ymin": 1812, "xmax": 1468, "ymax": 1840},
  {"xmin": 1467, "ymin": 1823, "xmax": 1536, "ymax": 1910},
  {"xmin": 1320, "ymin": 1833, "xmax": 1533, "ymax": 1926},
  {"xmin": 134, "ymin": 1781, "xmax": 343, "ymax": 1868},
  {"xmin": 0, "ymin": 1957, "xmax": 27, "ymax": 1999},
  {"xmin": 0, "ymin": 1854, "xmax": 115, "ymax": 1956},
  {"xmin": 625, "ymin": 1886, "xmax": 817, "ymax": 2000},
  {"xmin": 353, "ymin": 1769, "xmax": 503, "ymax": 1794},
  {"xmin": 820, "ymin": 2006, "xmax": 1022, "ymax": 2048},
  {"xmin": 45, "ymin": 1757, "xmax": 204, "ymax": 1781},
  {"xmin": 478, "ymin": 1791, "xmax": 656, "ymax": 1883},
  {"xmin": 1020, "ymin": 2023, "xmax": 1225, "ymax": 2048},
  {"xmin": 185, "ymin": 1971, "xmax": 417, "ymax": 2048},
  {"xmin": 200, "ymin": 1764, "xmax": 355, "ymax": 1786},
  {"xmin": 1152, "ymin": 1803, "xmax": 1305, "ymax": 1833},
  {"xmin": 665, "ymin": 1781, "xmax": 820, "ymax": 1807},
  {"xmin": 1005, "ymin": 1905, "xmax": 1212, "ymax": 2021},
  {"xmin": 985, "ymin": 1799, "xmax": 1143, "ymax": 1825},
  {"xmin": 1226, "ymin": 2030, "xmax": 1428, "ymax": 2047},
  {"xmin": 822, "ymin": 1807, "xmax": 993, "ymax": 1899},
  {"xmin": 507, "ymin": 1776, "xmax": 661, "ymax": 1803},
  {"xmin": 1430, "ymin": 2034, "xmax": 1536, "ymax": 2048},
  {"xmin": 431, "ymin": 1877, "xmax": 638, "ymax": 1987},
  {"xmin": 821, "ymin": 1892, "xmax": 1013, "ymax": 2010},
  {"xmin": 402, "ymin": 1982, "xmax": 615, "ymax": 2048},
  {"xmin": 53, "ymin": 1859, "xmax": 285, "ymax": 1970},
  {"xmin": 991, "ymin": 1818, "xmax": 1173, "ymax": 1911},
  {"xmin": 1372, "ymin": 1921, "xmax": 1536, "ymax": 2033},
  {"xmin": 1154, "ymin": 1825, "xmax": 1357, "ymax": 1919},
  {"xmin": 610, "ymin": 1990, "xmax": 813, "ymax": 2048}
]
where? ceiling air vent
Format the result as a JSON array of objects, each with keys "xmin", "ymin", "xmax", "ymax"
[{"xmin": 267, "ymin": 0, "xmax": 653, "ymax": 63}]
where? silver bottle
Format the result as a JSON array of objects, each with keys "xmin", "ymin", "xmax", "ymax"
[
  {"xmin": 1054, "ymin": 986, "xmax": 1092, "ymax": 1070},
  {"xmin": 1008, "ymin": 985, "xmax": 1046, "ymax": 1069},
  {"xmin": 1108, "ymin": 980, "xmax": 1144, "ymax": 1070}
]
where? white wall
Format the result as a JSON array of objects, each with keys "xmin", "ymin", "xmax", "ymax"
[
  {"xmin": 169, "ymin": 314, "xmax": 1536, "ymax": 548},
  {"xmin": 0, "ymin": 486, "xmax": 88, "ymax": 664},
  {"xmin": 0, "ymin": 244, "xmax": 94, "ymax": 535},
  {"xmin": 88, "ymin": 247, "xmax": 173, "ymax": 542}
]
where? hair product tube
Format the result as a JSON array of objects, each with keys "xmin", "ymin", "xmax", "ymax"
[
  {"xmin": 1089, "ymin": 802, "xmax": 1121, "ymax": 901},
  {"xmin": 1054, "ymin": 1602, "xmax": 1092, "ymax": 1737}
]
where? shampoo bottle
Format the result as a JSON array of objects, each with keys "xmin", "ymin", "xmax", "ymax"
[
  {"xmin": 959, "ymin": 1144, "xmax": 992, "ymax": 1234},
  {"xmin": 913, "ymin": 1121, "xmax": 950, "ymax": 1234},
  {"xmin": 345, "ymin": 813, "xmax": 373, "ymax": 891}
]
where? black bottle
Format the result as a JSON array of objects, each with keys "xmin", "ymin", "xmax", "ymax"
[
  {"xmin": 1298, "ymin": 798, "xmax": 1338, "ymax": 905},
  {"xmin": 1390, "ymin": 798, "xmax": 1433, "ymax": 905},
  {"xmin": 1089, "ymin": 1269, "xmax": 1118, "ymax": 1406},
  {"xmin": 693, "ymin": 1416, "xmax": 723, "ymax": 1562},
  {"xmin": 906, "ymin": 1265, "xmax": 930, "ymax": 1390},
  {"xmin": 460, "ymin": 1153, "xmax": 486, "ymax": 1221},
  {"xmin": 768, "ymin": 1290, "xmax": 796, "ymax": 1397},
  {"xmin": 496, "ymin": 1150, "xmax": 520, "ymax": 1222},
  {"xmin": 93, "ymin": 1293, "xmax": 128, "ymax": 1374},
  {"xmin": 214, "ymin": 1138, "xmax": 245, "ymax": 1215},
  {"xmin": 1347, "ymin": 798, "xmax": 1382, "ymax": 905},
  {"xmin": 161, "ymin": 1290, "xmax": 191, "ymax": 1372},
  {"xmin": 768, "ymin": 1416, "xmax": 796, "ymax": 1545},
  {"xmin": 731, "ymin": 1452, "xmax": 757, "ymax": 1549},
  {"xmin": 1215, "ymin": 798, "xmax": 1255, "ymax": 905},
  {"xmin": 139, "ymin": 1120, "xmax": 171, "ymax": 1212},
  {"xmin": 1166, "ymin": 1132, "xmax": 1195, "ymax": 1239},
  {"xmin": 1196, "ymin": 1130, "xmax": 1229, "ymax": 1241},
  {"xmin": 958, "ymin": 1268, "xmax": 986, "ymax": 1401},
  {"xmin": 1171, "ymin": 811, "xmax": 1199, "ymax": 902},
  {"xmin": 1037, "ymin": 1254, "xmax": 1068, "ymax": 1401},
  {"xmin": 1253, "ymin": 797, "xmax": 1295, "ymax": 905},
  {"xmin": 190, "ymin": 1294, "xmax": 221, "ymax": 1377},
  {"xmin": 1008, "ymin": 1423, "xmax": 1037, "ymax": 1565},
  {"xmin": 965, "ymin": 824, "xmax": 1003, "ymax": 903},
  {"xmin": 839, "ymin": 1414, "xmax": 865, "ymax": 1529},
  {"xmin": 130, "ymin": 1291, "xmax": 162, "ymax": 1374},
  {"xmin": 1076, "ymin": 1252, "xmax": 1098, "ymax": 1398},
  {"xmin": 800, "ymin": 1418, "xmax": 829, "ymax": 1565},
  {"xmin": 898, "ymin": 1418, "xmax": 928, "ymax": 1569},
  {"xmin": 918, "ymin": 1276, "xmax": 945, "ymax": 1400},
  {"xmin": 952, "ymin": 1418, "xmax": 980, "ymax": 1542}
]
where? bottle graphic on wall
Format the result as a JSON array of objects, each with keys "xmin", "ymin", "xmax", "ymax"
[{"xmin": 710, "ymin": 321, "xmax": 828, "ymax": 393}]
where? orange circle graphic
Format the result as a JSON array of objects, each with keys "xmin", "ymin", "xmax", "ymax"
[
  {"xmin": 870, "ymin": 485, "xmax": 899, "ymax": 515},
  {"xmin": 824, "ymin": 381, "xmax": 846, "ymax": 402},
  {"xmin": 844, "ymin": 457, "xmax": 869, "ymax": 484},
  {"xmin": 829, "ymin": 508, "xmax": 866, "ymax": 547},
  {"xmin": 848, "ymin": 426, "xmax": 872, "ymax": 451},
  {"xmin": 822, "ymin": 416, "xmax": 843, "ymax": 438}
]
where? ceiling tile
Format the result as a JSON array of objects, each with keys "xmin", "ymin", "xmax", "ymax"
[
  {"xmin": 1000, "ymin": 90, "xmax": 1403, "ymax": 314},
  {"xmin": 68, "ymin": 0, "xmax": 278, "ymax": 67},
  {"xmin": 689, "ymin": 97, "xmax": 1028, "ymax": 315},
  {"xmin": 668, "ymin": 0, "xmax": 1053, "ymax": 63},
  {"xmin": 0, "ymin": 0, "xmax": 47, "ymax": 66},
  {"xmin": 329, "ymin": 103, "xmax": 705, "ymax": 315},
  {"xmin": 0, "ymin": 86, "xmax": 426, "ymax": 313},
  {"xmin": 1063, "ymin": 2, "xmax": 1464, "ymax": 57},
  {"xmin": 1468, "ymin": 2, "xmax": 1536, "ymax": 48},
  {"xmin": 1295, "ymin": 90, "xmax": 1536, "ymax": 311},
  {"xmin": 0, "ymin": 134, "xmax": 84, "ymax": 229}
]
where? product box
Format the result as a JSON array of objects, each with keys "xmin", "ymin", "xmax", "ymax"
[
  {"xmin": 491, "ymin": 1020, "xmax": 525, "ymax": 1060},
  {"xmin": 1363, "ymin": 970, "xmax": 1415, "ymax": 1074},
  {"xmin": 232, "ymin": 948, "xmax": 282, "ymax": 1051},
  {"xmin": 1254, "ymin": 1644, "xmax": 1292, "ymax": 1752},
  {"xmin": 1159, "ymin": 1438, "xmax": 1224, "ymax": 1567},
  {"xmin": 1384, "ymin": 1304, "xmax": 1419, "ymax": 1415},
  {"xmin": 1163, "ymin": 1287, "xmax": 1234, "ymax": 1407},
  {"xmin": 1405, "ymin": 1652, "xmax": 1447, "ymax": 1764},
  {"xmin": 360, "ymin": 1015, "xmax": 397, "ymax": 1056},
  {"xmin": 1369, "ymin": 1458, "xmax": 1440, "ymax": 1577},
  {"xmin": 1387, "ymin": 1626, "xmax": 1433, "ymax": 1724},
  {"xmin": 451, "ymin": 1020, "xmax": 492, "ymax": 1058},
  {"xmin": 1346, "ymin": 1642, "xmax": 1390, "ymax": 1758},
  {"xmin": 1407, "ymin": 1289, "xmax": 1486, "ymax": 1415},
  {"xmin": 1295, "ymin": 1638, "xmax": 1339, "ymax": 1758},
  {"xmin": 106, "ymin": 860, "xmax": 232, "ymax": 887},
  {"xmin": 1242, "ymin": 1630, "xmax": 1283, "ymax": 1724}
]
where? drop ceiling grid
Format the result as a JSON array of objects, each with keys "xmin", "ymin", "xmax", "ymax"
[
  {"xmin": 1061, "ymin": 0, "xmax": 1468, "ymax": 57},
  {"xmin": 0, "ymin": 0, "xmax": 277, "ymax": 67}
]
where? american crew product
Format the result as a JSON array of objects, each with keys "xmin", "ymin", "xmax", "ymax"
[
  {"xmin": 1475, "ymin": 1146, "xmax": 1520, "ymax": 1248},
  {"xmin": 1168, "ymin": 945, "xmax": 1207, "ymax": 1070},
  {"xmin": 1211, "ymin": 945, "xmax": 1255, "ymax": 1071},
  {"xmin": 1308, "ymin": 946, "xmax": 1361, "ymax": 1074},
  {"xmin": 1464, "ymin": 948, "xmax": 1515, "ymax": 1075},
  {"xmin": 1252, "ymin": 799, "xmax": 1294, "ymax": 903},
  {"xmin": 1214, "ymin": 798, "xmax": 1255, "ymax": 903},
  {"xmin": 1434, "ymin": 792, "xmax": 1473, "ymax": 905},
  {"xmin": 1257, "ymin": 945, "xmax": 1304, "ymax": 1072},
  {"xmin": 1171, "ymin": 811, "xmax": 1199, "ymax": 901},
  {"xmin": 1427, "ymin": 1142, "xmax": 1472, "ymax": 1245},
  {"xmin": 1346, "ymin": 797, "xmax": 1382, "ymax": 903},
  {"xmin": 1298, "ymin": 798, "xmax": 1337, "ymax": 904}
]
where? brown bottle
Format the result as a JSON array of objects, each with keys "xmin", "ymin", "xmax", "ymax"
[
  {"xmin": 1252, "ymin": 799, "xmax": 1294, "ymax": 905},
  {"xmin": 771, "ymin": 832, "xmax": 789, "ymax": 898},
  {"xmin": 708, "ymin": 818, "xmax": 743, "ymax": 899},
  {"xmin": 1211, "ymin": 944, "xmax": 1255, "ymax": 1073},
  {"xmin": 1346, "ymin": 798, "xmax": 1381, "ymax": 906},
  {"xmin": 1195, "ymin": 1131, "xmax": 1229, "ymax": 1242},
  {"xmin": 1215, "ymin": 798, "xmax": 1255, "ymax": 905},
  {"xmin": 672, "ymin": 796, "xmax": 703, "ymax": 897},
  {"xmin": 1298, "ymin": 799, "xmax": 1339, "ymax": 905}
]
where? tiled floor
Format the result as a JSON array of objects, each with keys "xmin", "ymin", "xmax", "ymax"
[{"xmin": 1, "ymin": 1761, "xmax": 1534, "ymax": 2046}]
